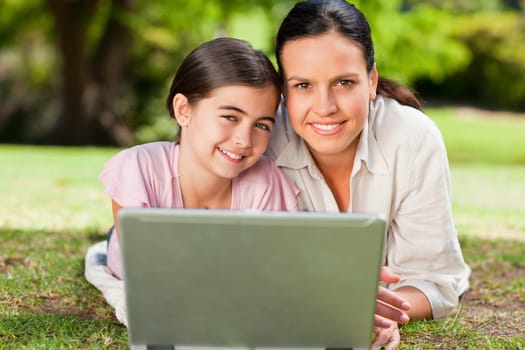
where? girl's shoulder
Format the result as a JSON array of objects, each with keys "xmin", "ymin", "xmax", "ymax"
[
  {"xmin": 241, "ymin": 155, "xmax": 280, "ymax": 180},
  {"xmin": 123, "ymin": 141, "xmax": 176, "ymax": 157},
  {"xmin": 238, "ymin": 155, "xmax": 297, "ymax": 193},
  {"xmin": 99, "ymin": 142, "xmax": 181, "ymax": 208},
  {"xmin": 111, "ymin": 141, "xmax": 177, "ymax": 164},
  {"xmin": 104, "ymin": 141, "xmax": 178, "ymax": 179},
  {"xmin": 236, "ymin": 155, "xmax": 299, "ymax": 211}
]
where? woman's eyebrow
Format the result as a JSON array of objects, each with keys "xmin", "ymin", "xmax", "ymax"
[
  {"xmin": 286, "ymin": 76, "xmax": 307, "ymax": 82},
  {"xmin": 287, "ymin": 72, "xmax": 360, "ymax": 82},
  {"xmin": 332, "ymin": 72, "xmax": 360, "ymax": 80}
]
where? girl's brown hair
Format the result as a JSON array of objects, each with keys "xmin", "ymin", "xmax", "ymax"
[{"xmin": 166, "ymin": 37, "xmax": 281, "ymax": 140}]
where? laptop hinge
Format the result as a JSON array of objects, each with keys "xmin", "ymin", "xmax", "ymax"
[{"xmin": 146, "ymin": 345, "xmax": 175, "ymax": 350}]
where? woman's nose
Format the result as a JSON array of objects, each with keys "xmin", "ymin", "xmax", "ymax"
[{"xmin": 312, "ymin": 89, "xmax": 337, "ymax": 116}]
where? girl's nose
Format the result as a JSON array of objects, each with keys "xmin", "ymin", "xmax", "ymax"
[{"xmin": 233, "ymin": 127, "xmax": 252, "ymax": 148}]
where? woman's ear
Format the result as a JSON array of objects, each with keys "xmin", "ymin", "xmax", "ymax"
[
  {"xmin": 369, "ymin": 64, "xmax": 379, "ymax": 100},
  {"xmin": 172, "ymin": 93, "xmax": 191, "ymax": 127}
]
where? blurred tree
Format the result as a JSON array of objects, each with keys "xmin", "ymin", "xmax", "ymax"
[
  {"xmin": 0, "ymin": 0, "xmax": 293, "ymax": 145},
  {"xmin": 416, "ymin": 11, "xmax": 525, "ymax": 110},
  {"xmin": 0, "ymin": 0, "xmax": 55, "ymax": 143},
  {"xmin": 354, "ymin": 0, "xmax": 470, "ymax": 85},
  {"xmin": 403, "ymin": 0, "xmax": 524, "ymax": 11},
  {"xmin": 503, "ymin": 0, "xmax": 523, "ymax": 9},
  {"xmin": 4, "ymin": 0, "xmax": 519, "ymax": 145},
  {"xmin": 46, "ymin": 0, "xmax": 135, "ymax": 145},
  {"xmin": 125, "ymin": 0, "xmax": 294, "ymax": 144},
  {"xmin": 403, "ymin": 0, "xmax": 503, "ymax": 12}
]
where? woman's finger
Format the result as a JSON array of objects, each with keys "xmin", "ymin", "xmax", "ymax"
[
  {"xmin": 376, "ymin": 288, "xmax": 410, "ymax": 324},
  {"xmin": 377, "ymin": 286, "xmax": 410, "ymax": 311},
  {"xmin": 379, "ymin": 266, "xmax": 400, "ymax": 284}
]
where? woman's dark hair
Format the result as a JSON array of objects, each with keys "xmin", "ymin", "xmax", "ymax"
[
  {"xmin": 275, "ymin": 0, "xmax": 421, "ymax": 110},
  {"xmin": 166, "ymin": 37, "xmax": 281, "ymax": 139}
]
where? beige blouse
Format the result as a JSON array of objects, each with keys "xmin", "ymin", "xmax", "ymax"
[{"xmin": 266, "ymin": 95, "xmax": 470, "ymax": 319}]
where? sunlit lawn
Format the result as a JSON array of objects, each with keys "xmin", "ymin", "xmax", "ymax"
[
  {"xmin": 427, "ymin": 107, "xmax": 525, "ymax": 242},
  {"xmin": 428, "ymin": 106, "xmax": 525, "ymax": 165}
]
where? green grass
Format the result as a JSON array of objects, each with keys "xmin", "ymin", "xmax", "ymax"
[
  {"xmin": 401, "ymin": 236, "xmax": 525, "ymax": 349},
  {"xmin": 1, "ymin": 107, "xmax": 524, "ymax": 349},
  {"xmin": 0, "ymin": 145, "xmax": 118, "ymax": 231},
  {"xmin": 426, "ymin": 107, "xmax": 525, "ymax": 165},
  {"xmin": 0, "ymin": 228, "xmax": 128, "ymax": 349}
]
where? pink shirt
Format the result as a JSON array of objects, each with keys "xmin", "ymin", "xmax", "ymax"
[{"xmin": 99, "ymin": 142, "xmax": 298, "ymax": 279}]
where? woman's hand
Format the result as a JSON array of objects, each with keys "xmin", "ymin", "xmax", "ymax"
[
  {"xmin": 371, "ymin": 318, "xmax": 400, "ymax": 350},
  {"xmin": 375, "ymin": 267, "xmax": 410, "ymax": 328}
]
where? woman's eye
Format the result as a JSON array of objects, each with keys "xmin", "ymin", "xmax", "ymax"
[
  {"xmin": 255, "ymin": 123, "xmax": 272, "ymax": 132},
  {"xmin": 294, "ymin": 82, "xmax": 310, "ymax": 89},
  {"xmin": 222, "ymin": 115, "xmax": 237, "ymax": 121},
  {"xmin": 336, "ymin": 79, "xmax": 353, "ymax": 87}
]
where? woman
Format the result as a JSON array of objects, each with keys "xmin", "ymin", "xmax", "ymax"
[{"xmin": 268, "ymin": 0, "xmax": 471, "ymax": 347}]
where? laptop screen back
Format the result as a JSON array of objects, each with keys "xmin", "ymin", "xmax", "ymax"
[{"xmin": 119, "ymin": 209, "xmax": 386, "ymax": 350}]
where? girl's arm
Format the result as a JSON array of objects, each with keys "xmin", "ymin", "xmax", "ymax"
[{"xmin": 111, "ymin": 200, "xmax": 123, "ymax": 240}]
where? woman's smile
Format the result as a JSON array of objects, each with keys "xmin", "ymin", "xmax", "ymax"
[{"xmin": 310, "ymin": 120, "xmax": 347, "ymax": 135}]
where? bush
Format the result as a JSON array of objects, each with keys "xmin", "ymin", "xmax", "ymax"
[
  {"xmin": 355, "ymin": 1, "xmax": 471, "ymax": 85},
  {"xmin": 416, "ymin": 12, "xmax": 525, "ymax": 111}
]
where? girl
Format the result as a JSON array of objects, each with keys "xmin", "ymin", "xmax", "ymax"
[
  {"xmin": 268, "ymin": 1, "xmax": 470, "ymax": 348},
  {"xmin": 100, "ymin": 37, "xmax": 298, "ymax": 280}
]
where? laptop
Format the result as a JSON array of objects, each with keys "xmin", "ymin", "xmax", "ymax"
[{"xmin": 118, "ymin": 208, "xmax": 386, "ymax": 350}]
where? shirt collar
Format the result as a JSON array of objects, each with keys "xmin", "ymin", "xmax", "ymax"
[
  {"xmin": 354, "ymin": 109, "xmax": 390, "ymax": 176},
  {"xmin": 274, "ymin": 131, "xmax": 325, "ymax": 180}
]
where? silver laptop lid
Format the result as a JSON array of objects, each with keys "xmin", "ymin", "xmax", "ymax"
[{"xmin": 119, "ymin": 209, "xmax": 386, "ymax": 350}]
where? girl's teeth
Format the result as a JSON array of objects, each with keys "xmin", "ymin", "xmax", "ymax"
[
  {"xmin": 219, "ymin": 148, "xmax": 242, "ymax": 160},
  {"xmin": 313, "ymin": 123, "xmax": 339, "ymax": 131}
]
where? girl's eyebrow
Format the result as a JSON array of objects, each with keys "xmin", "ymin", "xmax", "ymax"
[
  {"xmin": 259, "ymin": 116, "xmax": 276, "ymax": 124},
  {"xmin": 218, "ymin": 105, "xmax": 245, "ymax": 114}
]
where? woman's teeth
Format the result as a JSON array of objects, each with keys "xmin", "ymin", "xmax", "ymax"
[{"xmin": 313, "ymin": 123, "xmax": 339, "ymax": 131}]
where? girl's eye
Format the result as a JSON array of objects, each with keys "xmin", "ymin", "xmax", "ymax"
[
  {"xmin": 222, "ymin": 115, "xmax": 237, "ymax": 121},
  {"xmin": 255, "ymin": 123, "xmax": 272, "ymax": 132}
]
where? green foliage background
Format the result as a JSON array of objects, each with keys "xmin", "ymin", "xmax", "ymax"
[{"xmin": 1, "ymin": 0, "xmax": 524, "ymax": 144}]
